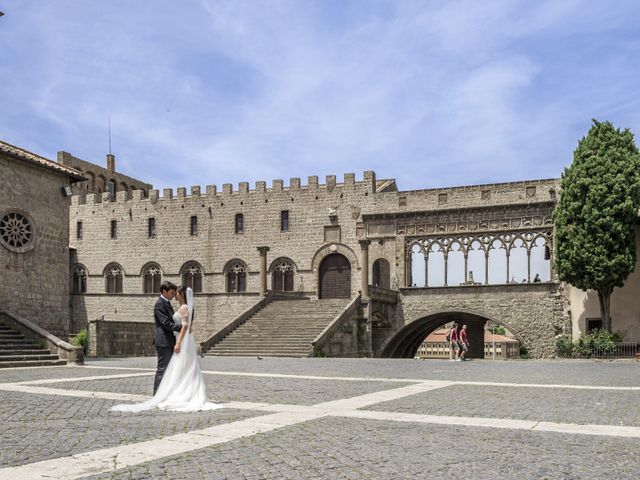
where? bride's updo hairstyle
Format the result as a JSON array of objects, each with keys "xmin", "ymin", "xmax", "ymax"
[{"xmin": 178, "ymin": 285, "xmax": 194, "ymax": 325}]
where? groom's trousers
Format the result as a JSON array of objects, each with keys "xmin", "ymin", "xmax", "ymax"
[{"xmin": 154, "ymin": 346, "xmax": 174, "ymax": 395}]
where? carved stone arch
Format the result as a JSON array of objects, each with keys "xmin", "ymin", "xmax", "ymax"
[
  {"xmin": 446, "ymin": 239, "xmax": 464, "ymax": 254},
  {"xmin": 508, "ymin": 233, "xmax": 527, "ymax": 251},
  {"xmin": 311, "ymin": 243, "xmax": 358, "ymax": 299},
  {"xmin": 71, "ymin": 263, "xmax": 88, "ymax": 294},
  {"xmin": 96, "ymin": 174, "xmax": 106, "ymax": 193},
  {"xmin": 223, "ymin": 258, "xmax": 248, "ymax": 293},
  {"xmin": 268, "ymin": 257, "xmax": 298, "ymax": 272},
  {"xmin": 85, "ymin": 171, "xmax": 95, "ymax": 191},
  {"xmin": 311, "ymin": 243, "xmax": 359, "ymax": 273},
  {"xmin": 140, "ymin": 262, "xmax": 163, "ymax": 294},
  {"xmin": 180, "ymin": 260, "xmax": 204, "ymax": 293},
  {"xmin": 468, "ymin": 236, "xmax": 487, "ymax": 253},
  {"xmin": 488, "ymin": 237, "xmax": 507, "ymax": 251},
  {"xmin": 269, "ymin": 257, "xmax": 296, "ymax": 292},
  {"xmin": 103, "ymin": 262, "xmax": 124, "ymax": 294}
]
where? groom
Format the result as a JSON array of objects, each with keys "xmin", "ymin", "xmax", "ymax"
[{"xmin": 153, "ymin": 281, "xmax": 182, "ymax": 394}]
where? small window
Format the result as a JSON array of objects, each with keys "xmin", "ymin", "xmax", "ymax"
[
  {"xmin": 586, "ymin": 318, "xmax": 602, "ymax": 333},
  {"xmin": 190, "ymin": 216, "xmax": 198, "ymax": 236},
  {"xmin": 72, "ymin": 265, "xmax": 87, "ymax": 294},
  {"xmin": 107, "ymin": 180, "xmax": 116, "ymax": 196},
  {"xmin": 235, "ymin": 213, "xmax": 244, "ymax": 234},
  {"xmin": 104, "ymin": 263, "xmax": 123, "ymax": 294},
  {"xmin": 76, "ymin": 221, "xmax": 83, "ymax": 240},
  {"xmin": 148, "ymin": 218, "xmax": 156, "ymax": 238},
  {"xmin": 110, "ymin": 220, "xmax": 117, "ymax": 239},
  {"xmin": 280, "ymin": 210, "xmax": 289, "ymax": 231}
]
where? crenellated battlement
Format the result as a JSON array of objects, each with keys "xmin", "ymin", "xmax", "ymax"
[{"xmin": 71, "ymin": 171, "xmax": 380, "ymax": 206}]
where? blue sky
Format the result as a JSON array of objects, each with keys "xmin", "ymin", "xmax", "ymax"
[{"xmin": 1, "ymin": 1, "xmax": 640, "ymax": 191}]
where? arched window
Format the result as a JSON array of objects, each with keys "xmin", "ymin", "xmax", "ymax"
[
  {"xmin": 181, "ymin": 261, "xmax": 203, "ymax": 293},
  {"xmin": 225, "ymin": 260, "xmax": 247, "ymax": 293},
  {"xmin": 271, "ymin": 258, "xmax": 295, "ymax": 292},
  {"xmin": 96, "ymin": 175, "xmax": 106, "ymax": 194},
  {"xmin": 142, "ymin": 263, "xmax": 162, "ymax": 294},
  {"xmin": 72, "ymin": 265, "xmax": 87, "ymax": 294},
  {"xmin": 104, "ymin": 263, "xmax": 124, "ymax": 294},
  {"xmin": 372, "ymin": 258, "xmax": 390, "ymax": 289}
]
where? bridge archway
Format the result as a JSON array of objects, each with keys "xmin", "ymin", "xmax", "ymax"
[{"xmin": 380, "ymin": 311, "xmax": 518, "ymax": 359}]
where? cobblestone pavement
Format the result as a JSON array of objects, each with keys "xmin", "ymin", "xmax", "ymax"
[{"xmin": 0, "ymin": 357, "xmax": 638, "ymax": 479}]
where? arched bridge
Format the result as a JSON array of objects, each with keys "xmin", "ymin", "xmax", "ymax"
[{"xmin": 370, "ymin": 283, "xmax": 568, "ymax": 359}]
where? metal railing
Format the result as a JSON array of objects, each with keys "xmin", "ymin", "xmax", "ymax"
[{"xmin": 570, "ymin": 342, "xmax": 638, "ymax": 359}]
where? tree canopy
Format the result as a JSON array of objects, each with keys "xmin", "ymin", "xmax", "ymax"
[{"xmin": 553, "ymin": 120, "xmax": 640, "ymax": 330}]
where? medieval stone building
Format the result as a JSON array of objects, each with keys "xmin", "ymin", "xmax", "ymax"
[{"xmin": 2, "ymin": 139, "xmax": 638, "ymax": 359}]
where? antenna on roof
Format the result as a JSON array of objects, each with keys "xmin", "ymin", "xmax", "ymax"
[{"xmin": 108, "ymin": 117, "xmax": 112, "ymax": 155}]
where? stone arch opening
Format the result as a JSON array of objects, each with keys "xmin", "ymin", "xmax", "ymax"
[
  {"xmin": 319, "ymin": 253, "xmax": 351, "ymax": 299},
  {"xmin": 380, "ymin": 311, "xmax": 519, "ymax": 359}
]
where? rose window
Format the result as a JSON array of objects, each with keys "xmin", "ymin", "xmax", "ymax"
[{"xmin": 0, "ymin": 212, "xmax": 34, "ymax": 252}]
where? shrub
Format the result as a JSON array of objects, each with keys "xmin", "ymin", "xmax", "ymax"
[
  {"xmin": 555, "ymin": 335, "xmax": 573, "ymax": 357},
  {"xmin": 72, "ymin": 328, "xmax": 87, "ymax": 352}
]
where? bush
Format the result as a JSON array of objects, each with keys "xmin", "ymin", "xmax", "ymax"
[
  {"xmin": 71, "ymin": 329, "xmax": 87, "ymax": 352},
  {"xmin": 555, "ymin": 335, "xmax": 573, "ymax": 357},
  {"xmin": 557, "ymin": 329, "xmax": 625, "ymax": 358}
]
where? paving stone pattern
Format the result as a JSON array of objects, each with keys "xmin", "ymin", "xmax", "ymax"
[
  {"xmin": 364, "ymin": 384, "xmax": 640, "ymax": 426},
  {"xmin": 47, "ymin": 375, "xmax": 409, "ymax": 406},
  {"xmin": 1, "ymin": 358, "xmax": 639, "ymax": 479},
  {"xmin": 84, "ymin": 417, "xmax": 640, "ymax": 480}
]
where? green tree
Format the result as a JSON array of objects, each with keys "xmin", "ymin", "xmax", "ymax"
[{"xmin": 554, "ymin": 120, "xmax": 640, "ymax": 331}]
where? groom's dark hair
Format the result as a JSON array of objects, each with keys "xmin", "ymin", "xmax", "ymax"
[{"xmin": 160, "ymin": 281, "xmax": 177, "ymax": 293}]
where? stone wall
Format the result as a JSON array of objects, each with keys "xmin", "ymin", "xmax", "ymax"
[
  {"xmin": 0, "ymin": 153, "xmax": 73, "ymax": 336},
  {"xmin": 72, "ymin": 293, "xmax": 259, "ymax": 344},
  {"xmin": 58, "ymin": 151, "xmax": 152, "ymax": 196},
  {"xmin": 88, "ymin": 319, "xmax": 154, "ymax": 357},
  {"xmin": 391, "ymin": 283, "xmax": 569, "ymax": 358}
]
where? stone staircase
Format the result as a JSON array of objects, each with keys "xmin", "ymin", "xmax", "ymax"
[
  {"xmin": 0, "ymin": 319, "xmax": 66, "ymax": 368},
  {"xmin": 204, "ymin": 298, "xmax": 349, "ymax": 357}
]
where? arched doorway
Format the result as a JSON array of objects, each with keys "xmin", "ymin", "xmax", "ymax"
[
  {"xmin": 372, "ymin": 258, "xmax": 390, "ymax": 289},
  {"xmin": 380, "ymin": 311, "xmax": 506, "ymax": 359},
  {"xmin": 319, "ymin": 253, "xmax": 351, "ymax": 299}
]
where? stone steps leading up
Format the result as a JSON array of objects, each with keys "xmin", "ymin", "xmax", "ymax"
[
  {"xmin": 0, "ymin": 321, "xmax": 63, "ymax": 367},
  {"xmin": 205, "ymin": 298, "xmax": 350, "ymax": 357}
]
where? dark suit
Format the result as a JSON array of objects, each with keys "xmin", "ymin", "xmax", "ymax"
[{"xmin": 153, "ymin": 296, "xmax": 181, "ymax": 394}]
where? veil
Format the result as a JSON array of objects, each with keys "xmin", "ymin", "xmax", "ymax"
[{"xmin": 186, "ymin": 287, "xmax": 194, "ymax": 332}]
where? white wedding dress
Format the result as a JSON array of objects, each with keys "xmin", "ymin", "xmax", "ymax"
[{"xmin": 111, "ymin": 289, "xmax": 223, "ymax": 413}]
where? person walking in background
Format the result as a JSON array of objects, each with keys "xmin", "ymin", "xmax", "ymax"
[
  {"xmin": 459, "ymin": 324, "xmax": 469, "ymax": 361},
  {"xmin": 448, "ymin": 322, "xmax": 460, "ymax": 361}
]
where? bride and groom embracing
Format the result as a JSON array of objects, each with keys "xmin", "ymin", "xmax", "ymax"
[{"xmin": 111, "ymin": 281, "xmax": 223, "ymax": 413}]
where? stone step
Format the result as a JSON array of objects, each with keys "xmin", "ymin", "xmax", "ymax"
[
  {"xmin": 0, "ymin": 349, "xmax": 52, "ymax": 356},
  {"xmin": 0, "ymin": 354, "xmax": 60, "ymax": 362},
  {"xmin": 0, "ymin": 343, "xmax": 43, "ymax": 349},
  {"xmin": 0, "ymin": 338, "xmax": 35, "ymax": 345},
  {"xmin": 0, "ymin": 359, "xmax": 67, "ymax": 368}
]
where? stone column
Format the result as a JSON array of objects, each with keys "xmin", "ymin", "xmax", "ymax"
[
  {"xmin": 359, "ymin": 240, "xmax": 371, "ymax": 298},
  {"xmin": 257, "ymin": 246, "xmax": 270, "ymax": 297}
]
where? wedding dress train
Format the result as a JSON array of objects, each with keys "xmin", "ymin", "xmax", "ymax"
[{"xmin": 111, "ymin": 291, "xmax": 223, "ymax": 413}]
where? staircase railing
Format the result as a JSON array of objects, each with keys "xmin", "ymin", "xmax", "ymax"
[
  {"xmin": 311, "ymin": 294, "xmax": 361, "ymax": 357},
  {"xmin": 200, "ymin": 291, "xmax": 279, "ymax": 354},
  {"xmin": 0, "ymin": 310, "xmax": 84, "ymax": 364}
]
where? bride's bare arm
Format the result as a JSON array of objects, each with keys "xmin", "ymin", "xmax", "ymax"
[{"xmin": 174, "ymin": 305, "xmax": 189, "ymax": 353}]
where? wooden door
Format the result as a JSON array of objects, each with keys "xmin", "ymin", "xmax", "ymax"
[{"xmin": 319, "ymin": 254, "xmax": 351, "ymax": 299}]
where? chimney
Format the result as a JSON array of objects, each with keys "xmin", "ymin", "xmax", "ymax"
[{"xmin": 106, "ymin": 153, "xmax": 115, "ymax": 172}]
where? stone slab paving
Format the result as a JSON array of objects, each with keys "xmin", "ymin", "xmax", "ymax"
[
  {"xmin": 82, "ymin": 416, "xmax": 640, "ymax": 480},
  {"xmin": 45, "ymin": 375, "xmax": 410, "ymax": 405},
  {"xmin": 89, "ymin": 356, "xmax": 640, "ymax": 386},
  {"xmin": 364, "ymin": 384, "xmax": 640, "ymax": 426},
  {"xmin": 0, "ymin": 358, "xmax": 638, "ymax": 479}
]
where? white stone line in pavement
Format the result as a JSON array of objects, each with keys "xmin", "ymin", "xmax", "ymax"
[
  {"xmin": 10, "ymin": 372, "xmax": 153, "ymax": 385},
  {"xmin": 455, "ymin": 381, "xmax": 640, "ymax": 391},
  {"xmin": 0, "ymin": 383, "xmax": 149, "ymax": 402},
  {"xmin": 1, "ymin": 379, "xmax": 639, "ymax": 480},
  {"xmin": 335, "ymin": 409, "xmax": 640, "ymax": 438},
  {"xmin": 0, "ymin": 410, "xmax": 323, "ymax": 480},
  {"xmin": 64, "ymin": 365, "xmax": 640, "ymax": 390}
]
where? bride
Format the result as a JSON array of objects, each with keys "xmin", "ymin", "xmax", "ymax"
[{"xmin": 111, "ymin": 286, "xmax": 223, "ymax": 412}]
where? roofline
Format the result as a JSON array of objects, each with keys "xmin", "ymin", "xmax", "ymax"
[{"xmin": 0, "ymin": 140, "xmax": 86, "ymax": 181}]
